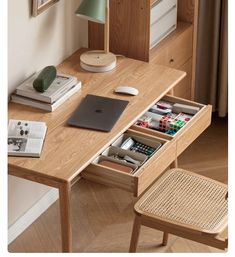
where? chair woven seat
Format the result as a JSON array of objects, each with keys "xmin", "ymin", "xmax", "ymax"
[{"xmin": 135, "ymin": 169, "xmax": 228, "ymax": 235}]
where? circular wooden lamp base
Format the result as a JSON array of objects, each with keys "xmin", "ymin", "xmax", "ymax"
[{"xmin": 80, "ymin": 50, "xmax": 116, "ymax": 72}]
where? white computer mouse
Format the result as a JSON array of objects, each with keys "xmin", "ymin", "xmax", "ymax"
[{"xmin": 114, "ymin": 86, "xmax": 139, "ymax": 96}]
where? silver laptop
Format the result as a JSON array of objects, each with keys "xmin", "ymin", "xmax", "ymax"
[{"xmin": 68, "ymin": 94, "xmax": 129, "ymax": 132}]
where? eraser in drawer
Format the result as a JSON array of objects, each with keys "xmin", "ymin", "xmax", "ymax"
[
  {"xmin": 99, "ymin": 160, "xmax": 134, "ymax": 174},
  {"xmin": 146, "ymin": 111, "xmax": 163, "ymax": 121},
  {"xmin": 172, "ymin": 103, "xmax": 200, "ymax": 115}
]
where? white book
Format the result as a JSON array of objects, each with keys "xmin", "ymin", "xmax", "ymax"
[
  {"xmin": 16, "ymin": 72, "xmax": 78, "ymax": 103},
  {"xmin": 8, "ymin": 119, "xmax": 47, "ymax": 157},
  {"xmin": 11, "ymin": 82, "xmax": 81, "ymax": 112}
]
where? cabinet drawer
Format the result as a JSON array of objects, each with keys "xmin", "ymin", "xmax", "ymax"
[
  {"xmin": 81, "ymin": 130, "xmax": 176, "ymax": 197},
  {"xmin": 151, "ymin": 24, "xmax": 193, "ymax": 69},
  {"xmin": 131, "ymin": 95, "xmax": 212, "ymax": 157}
]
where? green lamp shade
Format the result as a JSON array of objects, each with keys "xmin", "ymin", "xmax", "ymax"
[{"xmin": 75, "ymin": 0, "xmax": 106, "ymax": 24}]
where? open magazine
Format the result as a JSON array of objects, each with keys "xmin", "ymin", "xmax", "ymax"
[{"xmin": 8, "ymin": 119, "xmax": 47, "ymax": 157}]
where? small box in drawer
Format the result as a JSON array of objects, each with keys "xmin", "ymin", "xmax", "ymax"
[
  {"xmin": 81, "ymin": 129, "xmax": 174, "ymax": 196},
  {"xmin": 112, "ymin": 132, "xmax": 162, "ymax": 157},
  {"xmin": 134, "ymin": 96, "xmax": 203, "ymax": 137},
  {"xmin": 102, "ymin": 146, "xmax": 148, "ymax": 167}
]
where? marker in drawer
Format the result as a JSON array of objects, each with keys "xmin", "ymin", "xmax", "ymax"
[{"xmin": 172, "ymin": 103, "xmax": 200, "ymax": 115}]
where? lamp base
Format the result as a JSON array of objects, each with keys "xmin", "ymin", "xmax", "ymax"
[{"xmin": 80, "ymin": 50, "xmax": 116, "ymax": 72}]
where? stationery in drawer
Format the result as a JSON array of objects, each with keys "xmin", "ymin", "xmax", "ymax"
[
  {"xmin": 112, "ymin": 133, "xmax": 162, "ymax": 157},
  {"xmin": 102, "ymin": 146, "xmax": 148, "ymax": 167},
  {"xmin": 131, "ymin": 95, "xmax": 212, "ymax": 156},
  {"xmin": 81, "ymin": 130, "xmax": 173, "ymax": 197}
]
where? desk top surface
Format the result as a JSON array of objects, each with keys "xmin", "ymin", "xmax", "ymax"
[{"xmin": 8, "ymin": 49, "xmax": 185, "ymax": 183}]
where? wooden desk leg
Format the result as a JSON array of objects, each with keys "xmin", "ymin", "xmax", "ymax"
[
  {"xmin": 170, "ymin": 158, "xmax": 178, "ymax": 169},
  {"xmin": 59, "ymin": 182, "xmax": 72, "ymax": 252}
]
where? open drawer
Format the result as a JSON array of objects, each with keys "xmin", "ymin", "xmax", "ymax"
[
  {"xmin": 81, "ymin": 129, "xmax": 176, "ymax": 197},
  {"xmin": 131, "ymin": 95, "xmax": 212, "ymax": 157}
]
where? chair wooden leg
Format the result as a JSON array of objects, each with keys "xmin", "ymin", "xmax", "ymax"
[
  {"xmin": 162, "ymin": 232, "xmax": 169, "ymax": 246},
  {"xmin": 129, "ymin": 215, "xmax": 142, "ymax": 253}
]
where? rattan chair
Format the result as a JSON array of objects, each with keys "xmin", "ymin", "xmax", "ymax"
[{"xmin": 129, "ymin": 168, "xmax": 228, "ymax": 252}]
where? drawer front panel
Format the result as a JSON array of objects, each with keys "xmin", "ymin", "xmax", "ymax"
[
  {"xmin": 81, "ymin": 164, "xmax": 136, "ymax": 193},
  {"xmin": 137, "ymin": 139, "xmax": 176, "ymax": 196},
  {"xmin": 151, "ymin": 0, "xmax": 177, "ymax": 25},
  {"xmin": 176, "ymin": 105, "xmax": 212, "ymax": 156},
  {"xmin": 151, "ymin": 25, "xmax": 193, "ymax": 68}
]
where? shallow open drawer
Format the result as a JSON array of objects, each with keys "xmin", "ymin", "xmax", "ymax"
[
  {"xmin": 81, "ymin": 129, "xmax": 176, "ymax": 197},
  {"xmin": 131, "ymin": 95, "xmax": 212, "ymax": 157}
]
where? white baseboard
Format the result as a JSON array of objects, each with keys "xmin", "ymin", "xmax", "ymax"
[{"xmin": 8, "ymin": 188, "xmax": 59, "ymax": 244}]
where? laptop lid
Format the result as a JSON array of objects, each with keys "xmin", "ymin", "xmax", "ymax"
[{"xmin": 68, "ymin": 94, "xmax": 129, "ymax": 132}]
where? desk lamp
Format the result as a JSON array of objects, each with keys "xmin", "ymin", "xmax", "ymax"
[{"xmin": 75, "ymin": 0, "xmax": 116, "ymax": 72}]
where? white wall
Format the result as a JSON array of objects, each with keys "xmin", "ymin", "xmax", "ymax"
[{"xmin": 8, "ymin": 0, "xmax": 87, "ymax": 227}]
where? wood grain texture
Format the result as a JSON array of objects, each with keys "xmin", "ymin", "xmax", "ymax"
[
  {"xmin": 177, "ymin": 0, "xmax": 196, "ymax": 23},
  {"xmin": 8, "ymin": 48, "xmax": 186, "ymax": 183},
  {"xmin": 173, "ymin": 58, "xmax": 192, "ymax": 99},
  {"xmin": 8, "ymin": 116, "xmax": 227, "ymax": 253},
  {"xmin": 190, "ymin": 0, "xmax": 199, "ymax": 100},
  {"xmin": 59, "ymin": 182, "xmax": 72, "ymax": 252},
  {"xmin": 150, "ymin": 22, "xmax": 193, "ymax": 69},
  {"xmin": 89, "ymin": 0, "xmax": 150, "ymax": 61}
]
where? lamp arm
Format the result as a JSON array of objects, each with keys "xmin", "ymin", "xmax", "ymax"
[{"xmin": 104, "ymin": 0, "xmax": 109, "ymax": 53}]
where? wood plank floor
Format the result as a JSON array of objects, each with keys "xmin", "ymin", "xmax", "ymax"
[{"xmin": 8, "ymin": 115, "xmax": 228, "ymax": 253}]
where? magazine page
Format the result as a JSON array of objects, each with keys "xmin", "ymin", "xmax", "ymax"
[
  {"xmin": 8, "ymin": 119, "xmax": 47, "ymax": 139},
  {"xmin": 8, "ymin": 137, "xmax": 43, "ymax": 156},
  {"xmin": 8, "ymin": 119, "xmax": 47, "ymax": 157}
]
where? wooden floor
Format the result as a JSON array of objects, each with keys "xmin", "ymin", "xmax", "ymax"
[{"xmin": 8, "ymin": 115, "xmax": 228, "ymax": 253}]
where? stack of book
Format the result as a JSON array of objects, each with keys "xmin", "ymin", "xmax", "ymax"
[{"xmin": 11, "ymin": 72, "xmax": 81, "ymax": 112}]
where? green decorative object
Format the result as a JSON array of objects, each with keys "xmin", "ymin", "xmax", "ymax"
[
  {"xmin": 33, "ymin": 66, "xmax": 57, "ymax": 92},
  {"xmin": 75, "ymin": 0, "xmax": 106, "ymax": 23}
]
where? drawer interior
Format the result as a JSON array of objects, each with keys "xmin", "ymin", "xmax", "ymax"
[
  {"xmin": 90, "ymin": 131, "xmax": 168, "ymax": 177},
  {"xmin": 81, "ymin": 129, "xmax": 172, "ymax": 196},
  {"xmin": 131, "ymin": 94, "xmax": 205, "ymax": 139}
]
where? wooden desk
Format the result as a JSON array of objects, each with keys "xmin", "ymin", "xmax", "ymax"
[{"xmin": 8, "ymin": 48, "xmax": 193, "ymax": 252}]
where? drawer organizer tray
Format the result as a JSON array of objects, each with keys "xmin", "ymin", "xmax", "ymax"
[
  {"xmin": 102, "ymin": 146, "xmax": 148, "ymax": 168},
  {"xmin": 131, "ymin": 95, "xmax": 212, "ymax": 156},
  {"xmin": 82, "ymin": 130, "xmax": 174, "ymax": 197}
]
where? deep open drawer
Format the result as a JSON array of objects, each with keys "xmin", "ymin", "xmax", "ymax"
[
  {"xmin": 131, "ymin": 95, "xmax": 212, "ymax": 157},
  {"xmin": 81, "ymin": 129, "xmax": 176, "ymax": 197}
]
